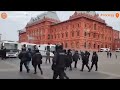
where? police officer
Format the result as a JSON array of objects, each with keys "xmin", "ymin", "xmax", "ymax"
[
  {"xmin": 26, "ymin": 48, "xmax": 32, "ymax": 70},
  {"xmin": 90, "ymin": 52, "xmax": 98, "ymax": 71},
  {"xmin": 52, "ymin": 45, "xmax": 69, "ymax": 79},
  {"xmin": 80, "ymin": 51, "xmax": 90, "ymax": 72},
  {"xmin": 18, "ymin": 48, "xmax": 30, "ymax": 73},
  {"xmin": 67, "ymin": 49, "xmax": 73, "ymax": 71},
  {"xmin": 73, "ymin": 50, "xmax": 80, "ymax": 68},
  {"xmin": 46, "ymin": 50, "xmax": 51, "ymax": 63},
  {"xmin": 32, "ymin": 50, "xmax": 43, "ymax": 75}
]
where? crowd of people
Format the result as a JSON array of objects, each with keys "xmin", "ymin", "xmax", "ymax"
[
  {"xmin": 0, "ymin": 44, "xmax": 99, "ymax": 79},
  {"xmin": 18, "ymin": 45, "xmax": 43, "ymax": 74},
  {"xmin": 51, "ymin": 44, "xmax": 98, "ymax": 79}
]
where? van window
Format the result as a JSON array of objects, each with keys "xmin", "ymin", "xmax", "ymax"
[{"xmin": 47, "ymin": 46, "xmax": 50, "ymax": 51}]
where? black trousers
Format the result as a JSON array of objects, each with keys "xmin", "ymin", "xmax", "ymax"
[
  {"xmin": 20, "ymin": 61, "xmax": 29, "ymax": 72},
  {"xmin": 33, "ymin": 64, "xmax": 43, "ymax": 74},
  {"xmin": 90, "ymin": 62, "xmax": 98, "ymax": 71},
  {"xmin": 74, "ymin": 61, "xmax": 78, "ymax": 68},
  {"xmin": 81, "ymin": 63, "xmax": 90, "ymax": 71},
  {"xmin": 53, "ymin": 68, "xmax": 69, "ymax": 79}
]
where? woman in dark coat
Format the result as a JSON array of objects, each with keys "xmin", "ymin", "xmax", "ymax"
[{"xmin": 32, "ymin": 50, "xmax": 43, "ymax": 74}]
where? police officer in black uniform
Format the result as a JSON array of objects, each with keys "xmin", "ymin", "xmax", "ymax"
[
  {"xmin": 73, "ymin": 50, "xmax": 80, "ymax": 68},
  {"xmin": 18, "ymin": 48, "xmax": 30, "ymax": 73},
  {"xmin": 80, "ymin": 51, "xmax": 90, "ymax": 72},
  {"xmin": 52, "ymin": 45, "xmax": 69, "ymax": 79},
  {"xmin": 90, "ymin": 51, "xmax": 98, "ymax": 71}
]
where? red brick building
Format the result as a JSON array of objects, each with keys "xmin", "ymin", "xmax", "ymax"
[{"xmin": 18, "ymin": 11, "xmax": 120, "ymax": 51}]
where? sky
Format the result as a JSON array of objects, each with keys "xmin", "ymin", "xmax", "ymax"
[{"xmin": 0, "ymin": 11, "xmax": 120, "ymax": 41}]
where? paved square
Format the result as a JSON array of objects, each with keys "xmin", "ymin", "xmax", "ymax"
[{"xmin": 0, "ymin": 52, "xmax": 120, "ymax": 79}]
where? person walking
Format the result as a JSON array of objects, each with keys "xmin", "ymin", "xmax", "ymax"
[
  {"xmin": 18, "ymin": 48, "xmax": 30, "ymax": 73},
  {"xmin": 107, "ymin": 51, "xmax": 109, "ymax": 58},
  {"xmin": 110, "ymin": 52, "xmax": 112, "ymax": 58},
  {"xmin": 26, "ymin": 48, "xmax": 32, "ymax": 70},
  {"xmin": 46, "ymin": 50, "xmax": 51, "ymax": 63},
  {"xmin": 115, "ymin": 54, "xmax": 117, "ymax": 59},
  {"xmin": 80, "ymin": 51, "xmax": 90, "ymax": 72},
  {"xmin": 73, "ymin": 50, "xmax": 80, "ymax": 68},
  {"xmin": 67, "ymin": 49, "xmax": 73, "ymax": 71},
  {"xmin": 52, "ymin": 45, "xmax": 69, "ymax": 79},
  {"xmin": 32, "ymin": 50, "xmax": 43, "ymax": 75},
  {"xmin": 90, "ymin": 52, "xmax": 98, "ymax": 71}
]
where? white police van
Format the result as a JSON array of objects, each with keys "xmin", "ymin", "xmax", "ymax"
[
  {"xmin": 0, "ymin": 40, "xmax": 19, "ymax": 58},
  {"xmin": 100, "ymin": 48, "xmax": 110, "ymax": 52}
]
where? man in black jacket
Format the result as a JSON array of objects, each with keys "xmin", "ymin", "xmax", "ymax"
[
  {"xmin": 18, "ymin": 48, "xmax": 30, "ymax": 73},
  {"xmin": 26, "ymin": 48, "xmax": 32, "ymax": 70},
  {"xmin": 67, "ymin": 49, "xmax": 73, "ymax": 71},
  {"xmin": 80, "ymin": 51, "xmax": 90, "ymax": 72},
  {"xmin": 90, "ymin": 52, "xmax": 98, "ymax": 71},
  {"xmin": 73, "ymin": 50, "xmax": 80, "ymax": 68},
  {"xmin": 32, "ymin": 50, "xmax": 43, "ymax": 75},
  {"xmin": 52, "ymin": 45, "xmax": 69, "ymax": 79}
]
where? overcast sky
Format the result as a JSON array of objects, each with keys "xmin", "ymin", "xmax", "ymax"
[{"xmin": 0, "ymin": 11, "xmax": 120, "ymax": 41}]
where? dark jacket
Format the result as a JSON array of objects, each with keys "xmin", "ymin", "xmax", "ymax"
[
  {"xmin": 26, "ymin": 50, "xmax": 32, "ymax": 61},
  {"xmin": 32, "ymin": 52, "xmax": 42, "ymax": 65},
  {"xmin": 82, "ymin": 54, "xmax": 88, "ymax": 64},
  {"xmin": 67, "ymin": 52, "xmax": 73, "ymax": 64},
  {"xmin": 52, "ymin": 50, "xmax": 66, "ymax": 70},
  {"xmin": 73, "ymin": 53, "xmax": 80, "ymax": 61},
  {"xmin": 91, "ymin": 54, "xmax": 98, "ymax": 63},
  {"xmin": 18, "ymin": 51, "xmax": 28, "ymax": 62}
]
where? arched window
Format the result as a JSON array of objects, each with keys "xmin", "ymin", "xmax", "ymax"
[
  {"xmin": 84, "ymin": 42, "xmax": 86, "ymax": 48},
  {"xmin": 77, "ymin": 31, "xmax": 80, "ymax": 36},
  {"xmin": 98, "ymin": 45, "xmax": 100, "ymax": 49},
  {"xmin": 94, "ymin": 44, "xmax": 96, "ymax": 49},
  {"xmin": 54, "ymin": 34, "xmax": 56, "ymax": 39},
  {"xmin": 66, "ymin": 32, "xmax": 68, "ymax": 37},
  {"xmin": 89, "ymin": 43, "xmax": 91, "ymax": 49},
  {"xmin": 94, "ymin": 24, "xmax": 96, "ymax": 30},
  {"xmin": 72, "ymin": 31, "xmax": 74, "ymax": 37},
  {"xmin": 62, "ymin": 33, "xmax": 64, "ymax": 38},
  {"xmin": 84, "ymin": 32, "xmax": 87, "ymax": 36},
  {"xmin": 105, "ymin": 45, "xmax": 107, "ymax": 48}
]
